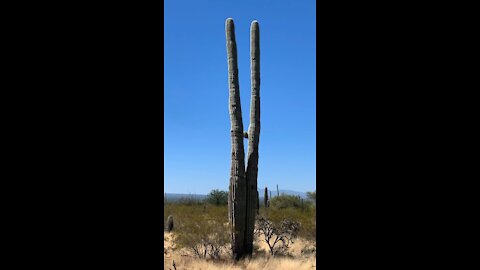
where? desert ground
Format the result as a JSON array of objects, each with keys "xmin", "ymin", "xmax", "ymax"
[{"xmin": 164, "ymin": 231, "xmax": 316, "ymax": 270}]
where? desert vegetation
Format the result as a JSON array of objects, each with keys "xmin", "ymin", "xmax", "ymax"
[
  {"xmin": 164, "ymin": 191, "xmax": 316, "ymax": 269},
  {"xmin": 163, "ymin": 18, "xmax": 315, "ymax": 269}
]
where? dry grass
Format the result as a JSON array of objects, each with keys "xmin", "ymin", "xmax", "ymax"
[{"xmin": 164, "ymin": 232, "xmax": 316, "ymax": 270}]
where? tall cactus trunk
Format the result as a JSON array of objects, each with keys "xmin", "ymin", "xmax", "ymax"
[
  {"xmin": 244, "ymin": 20, "xmax": 261, "ymax": 256},
  {"xmin": 226, "ymin": 18, "xmax": 247, "ymax": 261},
  {"xmin": 226, "ymin": 18, "xmax": 261, "ymax": 260}
]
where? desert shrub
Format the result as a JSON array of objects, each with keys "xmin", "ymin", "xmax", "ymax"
[
  {"xmin": 205, "ymin": 189, "xmax": 228, "ymax": 206},
  {"xmin": 254, "ymin": 215, "xmax": 300, "ymax": 256},
  {"xmin": 259, "ymin": 206, "xmax": 316, "ymax": 242},
  {"xmin": 269, "ymin": 194, "xmax": 313, "ymax": 210},
  {"xmin": 174, "ymin": 205, "xmax": 230, "ymax": 260},
  {"xmin": 307, "ymin": 190, "xmax": 316, "ymax": 203},
  {"xmin": 177, "ymin": 196, "xmax": 203, "ymax": 205},
  {"xmin": 300, "ymin": 214, "xmax": 316, "ymax": 241}
]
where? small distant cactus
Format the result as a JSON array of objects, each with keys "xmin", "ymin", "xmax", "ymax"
[
  {"xmin": 256, "ymin": 190, "xmax": 260, "ymax": 213},
  {"xmin": 167, "ymin": 215, "xmax": 174, "ymax": 232},
  {"xmin": 264, "ymin": 187, "xmax": 269, "ymax": 208}
]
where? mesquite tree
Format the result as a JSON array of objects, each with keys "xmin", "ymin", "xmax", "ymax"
[{"xmin": 226, "ymin": 18, "xmax": 261, "ymax": 260}]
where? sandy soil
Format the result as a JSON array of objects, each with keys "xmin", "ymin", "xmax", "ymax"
[{"xmin": 164, "ymin": 232, "xmax": 316, "ymax": 270}]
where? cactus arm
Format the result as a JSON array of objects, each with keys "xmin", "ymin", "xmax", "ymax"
[{"xmin": 244, "ymin": 20, "xmax": 261, "ymax": 255}]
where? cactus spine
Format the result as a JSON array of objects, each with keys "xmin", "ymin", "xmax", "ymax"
[
  {"xmin": 264, "ymin": 187, "xmax": 269, "ymax": 208},
  {"xmin": 226, "ymin": 18, "xmax": 261, "ymax": 260}
]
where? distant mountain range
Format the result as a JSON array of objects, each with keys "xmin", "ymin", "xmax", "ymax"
[
  {"xmin": 164, "ymin": 193, "xmax": 207, "ymax": 201},
  {"xmin": 164, "ymin": 189, "xmax": 308, "ymax": 202}
]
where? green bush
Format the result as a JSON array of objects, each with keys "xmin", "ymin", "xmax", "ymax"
[
  {"xmin": 173, "ymin": 204, "xmax": 229, "ymax": 259},
  {"xmin": 205, "ymin": 189, "xmax": 228, "ymax": 206},
  {"xmin": 177, "ymin": 196, "xmax": 203, "ymax": 205},
  {"xmin": 270, "ymin": 194, "xmax": 313, "ymax": 210},
  {"xmin": 307, "ymin": 190, "xmax": 316, "ymax": 203}
]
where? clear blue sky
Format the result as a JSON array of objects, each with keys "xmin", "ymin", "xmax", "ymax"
[{"xmin": 164, "ymin": 0, "xmax": 316, "ymax": 194}]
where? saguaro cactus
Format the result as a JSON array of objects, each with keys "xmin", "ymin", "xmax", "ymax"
[
  {"xmin": 264, "ymin": 187, "xmax": 269, "ymax": 208},
  {"xmin": 226, "ymin": 18, "xmax": 261, "ymax": 260},
  {"xmin": 226, "ymin": 18, "xmax": 247, "ymax": 261},
  {"xmin": 244, "ymin": 20, "xmax": 261, "ymax": 255}
]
